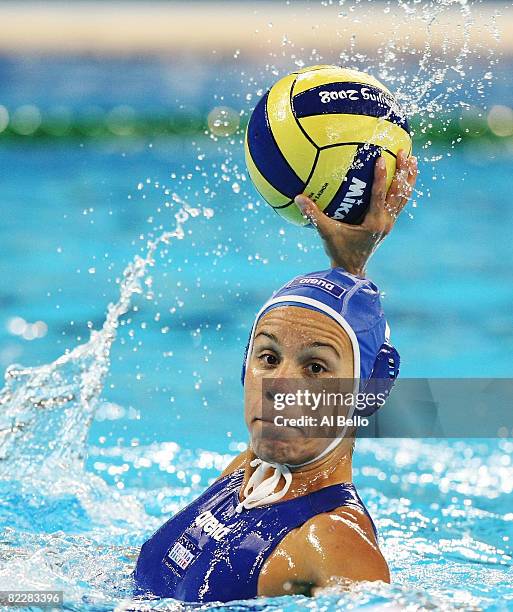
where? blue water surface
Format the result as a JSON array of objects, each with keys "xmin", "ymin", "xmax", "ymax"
[{"xmin": 0, "ymin": 54, "xmax": 512, "ymax": 610}]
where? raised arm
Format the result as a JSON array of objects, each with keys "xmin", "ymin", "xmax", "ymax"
[{"xmin": 294, "ymin": 150, "xmax": 418, "ymax": 277}]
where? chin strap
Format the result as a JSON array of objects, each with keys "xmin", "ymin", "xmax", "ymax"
[
  {"xmin": 234, "ymin": 436, "xmax": 349, "ymax": 513},
  {"xmin": 234, "ymin": 458, "xmax": 292, "ymax": 513}
]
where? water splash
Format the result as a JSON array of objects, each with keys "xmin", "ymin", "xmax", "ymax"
[
  {"xmin": 226, "ymin": 0, "xmax": 500, "ymax": 220},
  {"xmin": 0, "ymin": 199, "xmax": 213, "ymax": 484},
  {"xmin": 0, "ymin": 1, "xmax": 507, "ymax": 607}
]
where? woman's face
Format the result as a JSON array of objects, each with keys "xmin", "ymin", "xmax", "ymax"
[{"xmin": 244, "ymin": 306, "xmax": 354, "ymax": 465}]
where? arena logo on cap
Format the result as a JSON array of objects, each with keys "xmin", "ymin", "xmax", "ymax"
[{"xmin": 287, "ymin": 277, "xmax": 345, "ymax": 299}]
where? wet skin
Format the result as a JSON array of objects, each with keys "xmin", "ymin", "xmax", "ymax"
[
  {"xmin": 220, "ymin": 306, "xmax": 390, "ymax": 596},
  {"xmin": 216, "ymin": 153, "xmax": 417, "ymax": 595},
  {"xmin": 244, "ymin": 306, "xmax": 354, "ymax": 467},
  {"xmin": 295, "ymin": 150, "xmax": 418, "ymax": 276}
]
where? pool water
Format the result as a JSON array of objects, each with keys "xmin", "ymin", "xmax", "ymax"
[{"xmin": 0, "ymin": 53, "xmax": 512, "ymax": 610}]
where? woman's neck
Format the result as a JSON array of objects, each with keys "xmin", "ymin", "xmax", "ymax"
[{"xmin": 239, "ymin": 444, "xmax": 353, "ymax": 503}]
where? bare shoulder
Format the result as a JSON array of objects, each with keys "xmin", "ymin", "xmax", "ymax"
[
  {"xmin": 216, "ymin": 449, "xmax": 249, "ymax": 480},
  {"xmin": 259, "ymin": 501, "xmax": 389, "ymax": 597},
  {"xmin": 298, "ymin": 504, "xmax": 390, "ymax": 586},
  {"xmin": 311, "ymin": 503, "xmax": 380, "ymax": 547}
]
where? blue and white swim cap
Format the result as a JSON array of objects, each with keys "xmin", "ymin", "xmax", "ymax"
[
  {"xmin": 241, "ymin": 267, "xmax": 400, "ymax": 410},
  {"xmin": 238, "ymin": 267, "xmax": 400, "ymax": 495}
]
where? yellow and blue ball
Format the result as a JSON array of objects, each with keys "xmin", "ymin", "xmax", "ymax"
[{"xmin": 245, "ymin": 65, "xmax": 412, "ymax": 226}]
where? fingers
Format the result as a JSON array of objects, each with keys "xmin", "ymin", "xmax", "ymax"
[
  {"xmin": 385, "ymin": 150, "xmax": 418, "ymax": 218},
  {"xmin": 363, "ymin": 150, "xmax": 418, "ymax": 234},
  {"xmin": 383, "ymin": 150, "xmax": 407, "ymax": 217},
  {"xmin": 363, "ymin": 155, "xmax": 389, "ymax": 231},
  {"xmin": 294, "ymin": 194, "xmax": 333, "ymax": 236},
  {"xmin": 405, "ymin": 154, "xmax": 418, "ymax": 195},
  {"xmin": 371, "ymin": 156, "xmax": 388, "ymax": 207},
  {"xmin": 295, "ymin": 150, "xmax": 418, "ymax": 238}
]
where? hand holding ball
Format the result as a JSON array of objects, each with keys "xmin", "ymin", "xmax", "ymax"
[{"xmin": 244, "ymin": 65, "xmax": 412, "ymax": 227}]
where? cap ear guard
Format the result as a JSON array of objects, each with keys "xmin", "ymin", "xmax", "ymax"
[
  {"xmin": 241, "ymin": 332, "xmax": 251, "ymax": 386},
  {"xmin": 357, "ymin": 341, "xmax": 400, "ymax": 417}
]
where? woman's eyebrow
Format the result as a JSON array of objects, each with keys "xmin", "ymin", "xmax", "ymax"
[
  {"xmin": 254, "ymin": 331, "xmax": 279, "ymax": 343},
  {"xmin": 305, "ymin": 341, "xmax": 341, "ymax": 359}
]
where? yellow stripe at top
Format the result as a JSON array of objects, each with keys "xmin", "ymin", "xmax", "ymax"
[
  {"xmin": 267, "ymin": 73, "xmax": 317, "ymax": 183},
  {"xmin": 299, "ymin": 114, "xmax": 411, "ymax": 152}
]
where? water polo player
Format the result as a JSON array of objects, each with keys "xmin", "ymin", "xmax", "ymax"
[{"xmin": 133, "ymin": 151, "xmax": 418, "ymax": 603}]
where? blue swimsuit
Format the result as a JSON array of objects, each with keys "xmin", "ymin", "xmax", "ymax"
[{"xmin": 133, "ymin": 467, "xmax": 378, "ymax": 603}]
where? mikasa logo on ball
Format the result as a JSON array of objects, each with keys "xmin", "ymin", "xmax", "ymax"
[{"xmin": 332, "ymin": 177, "xmax": 367, "ymax": 220}]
